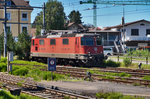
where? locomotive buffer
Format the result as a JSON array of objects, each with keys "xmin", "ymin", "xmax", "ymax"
[{"xmin": 48, "ymin": 58, "xmax": 56, "ymax": 80}]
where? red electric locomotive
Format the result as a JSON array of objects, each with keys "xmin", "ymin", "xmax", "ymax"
[{"xmin": 30, "ymin": 33, "xmax": 104, "ymax": 66}]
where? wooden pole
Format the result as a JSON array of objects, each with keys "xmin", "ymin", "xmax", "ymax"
[
  {"xmin": 146, "ymin": 57, "xmax": 148, "ymax": 64},
  {"xmin": 7, "ymin": 52, "xmax": 10, "ymax": 73}
]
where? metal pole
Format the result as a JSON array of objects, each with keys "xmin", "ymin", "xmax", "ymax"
[
  {"xmin": 4, "ymin": 0, "xmax": 7, "ymax": 57},
  {"xmin": 51, "ymin": 71, "xmax": 53, "ymax": 80},
  {"xmin": 93, "ymin": 2, "xmax": 97, "ymax": 27},
  {"xmin": 43, "ymin": 2, "xmax": 46, "ymax": 34}
]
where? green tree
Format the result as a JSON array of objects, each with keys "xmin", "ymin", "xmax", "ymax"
[
  {"xmin": 0, "ymin": 34, "xmax": 3, "ymax": 55},
  {"xmin": 33, "ymin": 0, "xmax": 65, "ymax": 36},
  {"xmin": 32, "ymin": 12, "xmax": 43, "ymax": 36},
  {"xmin": 68, "ymin": 10, "xmax": 82, "ymax": 24},
  {"xmin": 16, "ymin": 32, "xmax": 31, "ymax": 60},
  {"xmin": 7, "ymin": 33, "xmax": 15, "ymax": 52},
  {"xmin": 0, "ymin": 32, "xmax": 15, "ymax": 55}
]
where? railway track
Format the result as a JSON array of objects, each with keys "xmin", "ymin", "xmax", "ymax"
[
  {"xmin": 55, "ymin": 69, "xmax": 150, "ymax": 86},
  {"xmin": 12, "ymin": 63, "xmax": 150, "ymax": 77},
  {"xmin": 0, "ymin": 72, "xmax": 91, "ymax": 99},
  {"xmin": 56, "ymin": 66, "xmax": 150, "ymax": 78},
  {"xmin": 11, "ymin": 63, "xmax": 150, "ymax": 86}
]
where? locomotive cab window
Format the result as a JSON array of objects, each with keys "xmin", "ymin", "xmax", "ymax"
[
  {"xmin": 50, "ymin": 39, "xmax": 56, "ymax": 45},
  {"xmin": 32, "ymin": 40, "xmax": 34, "ymax": 46},
  {"xmin": 81, "ymin": 37, "xmax": 94, "ymax": 46},
  {"xmin": 63, "ymin": 39, "xmax": 69, "ymax": 45},
  {"xmin": 96, "ymin": 37, "xmax": 102, "ymax": 45},
  {"xmin": 39, "ymin": 40, "xmax": 44, "ymax": 45}
]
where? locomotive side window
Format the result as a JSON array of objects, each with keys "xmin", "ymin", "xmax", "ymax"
[
  {"xmin": 32, "ymin": 40, "xmax": 34, "ymax": 46},
  {"xmin": 81, "ymin": 37, "xmax": 94, "ymax": 46},
  {"xmin": 50, "ymin": 39, "xmax": 56, "ymax": 45},
  {"xmin": 39, "ymin": 40, "xmax": 44, "ymax": 45},
  {"xmin": 96, "ymin": 37, "xmax": 102, "ymax": 45},
  {"xmin": 63, "ymin": 39, "xmax": 69, "ymax": 45}
]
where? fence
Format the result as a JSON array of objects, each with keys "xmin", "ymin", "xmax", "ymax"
[{"xmin": 109, "ymin": 53, "xmax": 150, "ymax": 65}]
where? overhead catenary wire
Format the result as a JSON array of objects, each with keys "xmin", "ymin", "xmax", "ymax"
[{"xmin": 82, "ymin": 8, "xmax": 150, "ymax": 18}]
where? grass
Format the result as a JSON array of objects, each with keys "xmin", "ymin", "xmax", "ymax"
[
  {"xmin": 88, "ymin": 69, "xmax": 131, "ymax": 78},
  {"xmin": 119, "ymin": 62, "xmax": 150, "ymax": 69},
  {"xmin": 11, "ymin": 60, "xmax": 46, "ymax": 66},
  {"xmin": 0, "ymin": 57, "xmax": 82, "ymax": 82},
  {"xmin": 142, "ymin": 76, "xmax": 150, "ymax": 81},
  {"xmin": 96, "ymin": 92, "xmax": 144, "ymax": 99},
  {"xmin": 133, "ymin": 83, "xmax": 141, "ymax": 86},
  {"xmin": 0, "ymin": 90, "xmax": 41, "ymax": 99}
]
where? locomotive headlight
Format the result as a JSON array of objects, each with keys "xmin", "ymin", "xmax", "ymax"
[
  {"xmin": 89, "ymin": 56, "xmax": 93, "ymax": 59},
  {"xmin": 88, "ymin": 52, "xmax": 92, "ymax": 59},
  {"xmin": 88, "ymin": 52, "xmax": 91, "ymax": 57}
]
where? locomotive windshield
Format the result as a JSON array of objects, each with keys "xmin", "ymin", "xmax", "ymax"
[
  {"xmin": 81, "ymin": 37, "xmax": 94, "ymax": 46},
  {"xmin": 96, "ymin": 37, "xmax": 102, "ymax": 45}
]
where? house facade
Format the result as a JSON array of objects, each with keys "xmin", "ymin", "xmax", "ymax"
[
  {"xmin": 105, "ymin": 20, "xmax": 150, "ymax": 49},
  {"xmin": 0, "ymin": 0, "xmax": 33, "ymax": 37}
]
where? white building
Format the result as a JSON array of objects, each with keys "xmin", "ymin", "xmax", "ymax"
[{"xmin": 105, "ymin": 19, "xmax": 150, "ymax": 49}]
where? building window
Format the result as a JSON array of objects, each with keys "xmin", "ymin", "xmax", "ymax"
[
  {"xmin": 39, "ymin": 40, "xmax": 44, "ymax": 45},
  {"xmin": 140, "ymin": 23, "xmax": 145, "ymax": 26},
  {"xmin": 6, "ymin": 12, "xmax": 11, "ymax": 20},
  {"xmin": 21, "ymin": 12, "xmax": 28, "ymax": 21},
  {"xmin": 6, "ymin": 24, "xmax": 11, "ymax": 33},
  {"xmin": 63, "ymin": 39, "xmax": 69, "ymax": 45},
  {"xmin": 50, "ymin": 39, "xmax": 56, "ymax": 45},
  {"xmin": 131, "ymin": 29, "xmax": 139, "ymax": 36},
  {"xmin": 6, "ymin": 1, "xmax": 11, "ymax": 6},
  {"xmin": 6, "ymin": 26, "xmax": 10, "ymax": 33},
  {"xmin": 146, "ymin": 29, "xmax": 150, "ymax": 36},
  {"xmin": 21, "ymin": 25, "xmax": 28, "ymax": 33}
]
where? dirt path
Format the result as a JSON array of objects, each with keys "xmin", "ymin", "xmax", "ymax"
[{"xmin": 39, "ymin": 81, "xmax": 150, "ymax": 98}]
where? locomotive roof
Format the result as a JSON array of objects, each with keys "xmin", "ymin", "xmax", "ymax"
[{"xmin": 33, "ymin": 33, "xmax": 100, "ymax": 39}]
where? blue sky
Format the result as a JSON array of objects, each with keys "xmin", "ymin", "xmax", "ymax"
[{"xmin": 30, "ymin": 0, "xmax": 150, "ymax": 28}]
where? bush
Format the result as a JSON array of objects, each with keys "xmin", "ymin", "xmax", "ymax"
[
  {"xmin": 0, "ymin": 90, "xmax": 15, "ymax": 99},
  {"xmin": 105, "ymin": 60, "xmax": 120, "ymax": 67},
  {"xmin": 107, "ymin": 92, "xmax": 123, "ymax": 99},
  {"xmin": 0, "ymin": 90, "xmax": 41, "ymax": 99},
  {"xmin": 42, "ymin": 72, "xmax": 52, "ymax": 80},
  {"xmin": 0, "ymin": 57, "xmax": 7, "ymax": 63},
  {"xmin": 13, "ymin": 67, "xmax": 29, "ymax": 76},
  {"xmin": 127, "ymin": 49, "xmax": 150, "ymax": 58},
  {"xmin": 96, "ymin": 92, "xmax": 111, "ymax": 98},
  {"xmin": 41, "ymin": 71, "xmax": 66, "ymax": 81},
  {"xmin": 0, "ymin": 63, "xmax": 7, "ymax": 72},
  {"xmin": 123, "ymin": 57, "xmax": 131, "ymax": 67}
]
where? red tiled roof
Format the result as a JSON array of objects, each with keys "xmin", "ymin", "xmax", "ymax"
[
  {"xmin": 0, "ymin": 0, "xmax": 33, "ymax": 10},
  {"xmin": 11, "ymin": 0, "xmax": 29, "ymax": 6}
]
